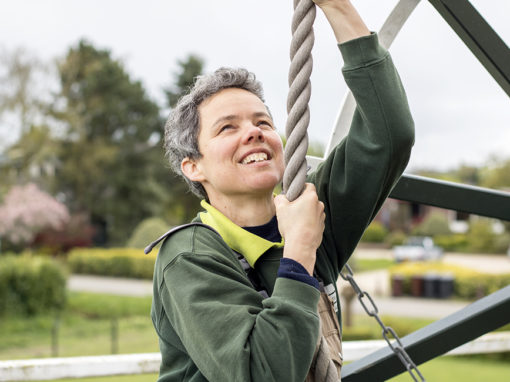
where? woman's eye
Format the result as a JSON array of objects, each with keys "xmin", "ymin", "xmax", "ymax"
[
  {"xmin": 219, "ymin": 125, "xmax": 234, "ymax": 133},
  {"xmin": 257, "ymin": 120, "xmax": 273, "ymax": 128}
]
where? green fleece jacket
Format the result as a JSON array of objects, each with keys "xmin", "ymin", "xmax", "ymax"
[{"xmin": 151, "ymin": 33, "xmax": 414, "ymax": 382}]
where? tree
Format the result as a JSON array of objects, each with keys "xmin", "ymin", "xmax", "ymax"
[
  {"xmin": 52, "ymin": 40, "xmax": 169, "ymax": 245},
  {"xmin": 164, "ymin": 54, "xmax": 204, "ymax": 108},
  {"xmin": 160, "ymin": 54, "xmax": 205, "ymax": 223},
  {"xmin": 0, "ymin": 47, "xmax": 50, "ymax": 135},
  {"xmin": 0, "ymin": 125, "xmax": 59, "ymax": 190},
  {"xmin": 0, "ymin": 183, "xmax": 70, "ymax": 249},
  {"xmin": 0, "ymin": 48, "xmax": 59, "ymax": 193},
  {"xmin": 480, "ymin": 157, "xmax": 510, "ymax": 190}
]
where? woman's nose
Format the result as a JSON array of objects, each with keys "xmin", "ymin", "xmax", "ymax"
[{"xmin": 243, "ymin": 124, "xmax": 264, "ymax": 143}]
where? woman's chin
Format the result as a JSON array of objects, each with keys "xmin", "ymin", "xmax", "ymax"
[{"xmin": 245, "ymin": 179, "xmax": 280, "ymax": 195}]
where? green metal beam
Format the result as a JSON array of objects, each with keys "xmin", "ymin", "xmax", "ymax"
[
  {"xmin": 342, "ymin": 285, "xmax": 510, "ymax": 381},
  {"xmin": 390, "ymin": 174, "xmax": 510, "ymax": 221},
  {"xmin": 428, "ymin": 0, "xmax": 510, "ymax": 97}
]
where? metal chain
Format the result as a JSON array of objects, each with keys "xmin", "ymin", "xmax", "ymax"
[
  {"xmin": 340, "ymin": 264, "xmax": 426, "ymax": 381},
  {"xmin": 285, "ymin": 1, "xmax": 426, "ymax": 380}
]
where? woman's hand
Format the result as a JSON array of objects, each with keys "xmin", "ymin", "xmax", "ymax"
[
  {"xmin": 312, "ymin": 0, "xmax": 370, "ymax": 44},
  {"xmin": 312, "ymin": 0, "xmax": 346, "ymax": 7},
  {"xmin": 274, "ymin": 183, "xmax": 325, "ymax": 275}
]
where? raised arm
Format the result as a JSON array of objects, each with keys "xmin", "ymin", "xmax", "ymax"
[
  {"xmin": 307, "ymin": 21, "xmax": 415, "ymax": 279},
  {"xmin": 313, "ymin": 0, "xmax": 370, "ymax": 43}
]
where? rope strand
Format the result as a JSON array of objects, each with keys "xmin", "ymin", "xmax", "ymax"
[{"xmin": 283, "ymin": 0, "xmax": 316, "ymax": 201}]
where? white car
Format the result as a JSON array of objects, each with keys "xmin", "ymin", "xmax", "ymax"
[{"xmin": 393, "ymin": 236, "xmax": 443, "ymax": 262}]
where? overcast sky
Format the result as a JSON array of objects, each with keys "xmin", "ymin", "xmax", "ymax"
[{"xmin": 1, "ymin": 0, "xmax": 509, "ymax": 172}]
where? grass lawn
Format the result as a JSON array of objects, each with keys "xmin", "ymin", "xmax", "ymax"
[
  {"xmin": 353, "ymin": 258, "xmax": 394, "ymax": 272},
  {"xmin": 388, "ymin": 356, "xmax": 510, "ymax": 381},
  {"xmin": 2, "ymin": 291, "xmax": 509, "ymax": 381},
  {"xmin": 0, "ymin": 292, "xmax": 158, "ymax": 360}
]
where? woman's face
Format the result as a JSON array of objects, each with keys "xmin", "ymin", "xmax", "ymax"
[{"xmin": 184, "ymin": 88, "xmax": 285, "ymax": 201}]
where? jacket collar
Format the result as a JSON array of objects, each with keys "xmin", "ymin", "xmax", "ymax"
[{"xmin": 199, "ymin": 200, "xmax": 284, "ymax": 267}]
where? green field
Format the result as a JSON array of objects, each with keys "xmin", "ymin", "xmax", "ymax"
[
  {"xmin": 1, "ymin": 291, "xmax": 508, "ymax": 381},
  {"xmin": 0, "ymin": 292, "xmax": 158, "ymax": 360},
  {"xmin": 388, "ymin": 356, "xmax": 510, "ymax": 381},
  {"xmin": 354, "ymin": 257, "xmax": 395, "ymax": 272}
]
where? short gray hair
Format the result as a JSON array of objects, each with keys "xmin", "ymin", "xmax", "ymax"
[{"xmin": 164, "ymin": 67, "xmax": 266, "ymax": 198}]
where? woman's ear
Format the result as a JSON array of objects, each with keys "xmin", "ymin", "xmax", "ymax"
[{"xmin": 181, "ymin": 157, "xmax": 205, "ymax": 183}]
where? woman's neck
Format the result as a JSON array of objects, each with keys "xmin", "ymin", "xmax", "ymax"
[{"xmin": 207, "ymin": 192, "xmax": 276, "ymax": 227}]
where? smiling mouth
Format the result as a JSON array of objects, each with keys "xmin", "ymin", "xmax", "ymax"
[{"xmin": 241, "ymin": 152, "xmax": 270, "ymax": 164}]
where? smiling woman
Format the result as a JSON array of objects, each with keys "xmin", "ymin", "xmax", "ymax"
[
  {"xmin": 147, "ymin": 1, "xmax": 415, "ymax": 381},
  {"xmin": 181, "ymin": 87, "xmax": 285, "ymax": 220}
]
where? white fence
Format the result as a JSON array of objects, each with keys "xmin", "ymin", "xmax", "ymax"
[{"xmin": 1, "ymin": 332, "xmax": 509, "ymax": 381}]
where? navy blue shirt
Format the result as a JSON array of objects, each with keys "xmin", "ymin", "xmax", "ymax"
[{"xmin": 243, "ymin": 216, "xmax": 319, "ymax": 290}]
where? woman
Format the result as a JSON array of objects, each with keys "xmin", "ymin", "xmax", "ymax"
[{"xmin": 149, "ymin": 0, "xmax": 414, "ymax": 381}]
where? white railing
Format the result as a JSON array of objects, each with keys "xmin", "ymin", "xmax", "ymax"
[{"xmin": 1, "ymin": 332, "xmax": 509, "ymax": 381}]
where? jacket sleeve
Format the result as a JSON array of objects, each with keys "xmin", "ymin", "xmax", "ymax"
[
  {"xmin": 308, "ymin": 33, "xmax": 415, "ymax": 279},
  {"xmin": 157, "ymin": 231, "xmax": 320, "ymax": 382}
]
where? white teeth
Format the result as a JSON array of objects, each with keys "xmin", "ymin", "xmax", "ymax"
[{"xmin": 242, "ymin": 152, "xmax": 268, "ymax": 164}]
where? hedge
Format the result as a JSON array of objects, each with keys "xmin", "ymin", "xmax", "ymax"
[
  {"xmin": 67, "ymin": 248, "xmax": 155, "ymax": 279},
  {"xmin": 360, "ymin": 221, "xmax": 388, "ymax": 243},
  {"xmin": 127, "ymin": 217, "xmax": 169, "ymax": 249},
  {"xmin": 0, "ymin": 255, "xmax": 67, "ymax": 316},
  {"xmin": 389, "ymin": 262, "xmax": 510, "ymax": 300}
]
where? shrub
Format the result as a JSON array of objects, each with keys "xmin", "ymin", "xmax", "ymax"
[
  {"xmin": 33, "ymin": 213, "xmax": 96, "ymax": 255},
  {"xmin": 412, "ymin": 211, "xmax": 451, "ymax": 237},
  {"xmin": 389, "ymin": 262, "xmax": 510, "ymax": 300},
  {"xmin": 493, "ymin": 233, "xmax": 510, "ymax": 254},
  {"xmin": 127, "ymin": 217, "xmax": 170, "ymax": 249},
  {"xmin": 0, "ymin": 255, "xmax": 67, "ymax": 316},
  {"xmin": 385, "ymin": 230, "xmax": 407, "ymax": 247},
  {"xmin": 434, "ymin": 234, "xmax": 469, "ymax": 252},
  {"xmin": 68, "ymin": 248, "xmax": 155, "ymax": 279},
  {"xmin": 360, "ymin": 221, "xmax": 388, "ymax": 243},
  {"xmin": 467, "ymin": 220, "xmax": 502, "ymax": 253}
]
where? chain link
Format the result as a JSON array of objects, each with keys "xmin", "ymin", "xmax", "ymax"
[{"xmin": 340, "ymin": 264, "xmax": 426, "ymax": 381}]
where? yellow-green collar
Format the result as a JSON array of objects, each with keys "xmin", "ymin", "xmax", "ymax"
[{"xmin": 199, "ymin": 200, "xmax": 284, "ymax": 267}]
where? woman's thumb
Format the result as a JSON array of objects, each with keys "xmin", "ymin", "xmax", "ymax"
[{"xmin": 274, "ymin": 194, "xmax": 288, "ymax": 209}]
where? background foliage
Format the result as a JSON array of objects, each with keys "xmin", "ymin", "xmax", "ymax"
[
  {"xmin": 68, "ymin": 248, "xmax": 155, "ymax": 279},
  {"xmin": 0, "ymin": 255, "xmax": 67, "ymax": 316},
  {"xmin": 0, "ymin": 40, "xmax": 508, "ymax": 252},
  {"xmin": 389, "ymin": 261, "xmax": 510, "ymax": 300}
]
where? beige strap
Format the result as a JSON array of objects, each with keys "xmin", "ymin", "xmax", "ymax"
[
  {"xmin": 314, "ymin": 335, "xmax": 339, "ymax": 382},
  {"xmin": 306, "ymin": 291, "xmax": 342, "ymax": 382}
]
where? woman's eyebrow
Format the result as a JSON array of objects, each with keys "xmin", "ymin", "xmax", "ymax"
[
  {"xmin": 211, "ymin": 111, "xmax": 271, "ymax": 129},
  {"xmin": 252, "ymin": 112, "xmax": 272, "ymax": 120},
  {"xmin": 211, "ymin": 115, "xmax": 238, "ymax": 129}
]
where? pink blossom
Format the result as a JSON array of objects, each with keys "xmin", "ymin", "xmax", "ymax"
[{"xmin": 0, "ymin": 183, "xmax": 70, "ymax": 244}]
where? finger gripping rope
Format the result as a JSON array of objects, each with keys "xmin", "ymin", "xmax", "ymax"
[{"xmin": 283, "ymin": 0, "xmax": 315, "ymax": 202}]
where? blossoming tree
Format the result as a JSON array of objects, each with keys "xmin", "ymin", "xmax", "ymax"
[{"xmin": 0, "ymin": 183, "xmax": 70, "ymax": 248}]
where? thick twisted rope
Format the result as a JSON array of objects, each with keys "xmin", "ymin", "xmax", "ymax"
[
  {"xmin": 285, "ymin": 1, "xmax": 339, "ymax": 381},
  {"xmin": 283, "ymin": 0, "xmax": 315, "ymax": 202}
]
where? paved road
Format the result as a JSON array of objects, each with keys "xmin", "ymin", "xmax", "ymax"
[
  {"xmin": 68, "ymin": 274, "xmax": 153, "ymax": 297},
  {"xmin": 67, "ymin": 270, "xmax": 471, "ymax": 320},
  {"xmin": 68, "ymin": 247, "xmax": 509, "ymax": 320}
]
